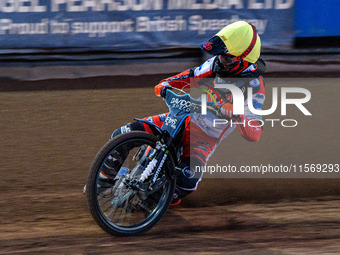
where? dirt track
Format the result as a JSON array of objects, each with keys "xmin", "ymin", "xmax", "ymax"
[
  {"xmin": 0, "ymin": 77, "xmax": 339, "ymax": 254},
  {"xmin": 1, "ymin": 196, "xmax": 340, "ymax": 254}
]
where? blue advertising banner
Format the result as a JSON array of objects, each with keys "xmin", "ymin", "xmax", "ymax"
[
  {"xmin": 295, "ymin": 0, "xmax": 340, "ymax": 37},
  {"xmin": 0, "ymin": 0, "xmax": 294, "ymax": 53}
]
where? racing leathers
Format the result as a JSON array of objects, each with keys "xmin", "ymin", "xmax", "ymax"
[{"xmin": 111, "ymin": 56, "xmax": 266, "ymax": 200}]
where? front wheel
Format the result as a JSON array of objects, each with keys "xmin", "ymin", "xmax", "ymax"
[{"xmin": 86, "ymin": 131, "xmax": 175, "ymax": 236}]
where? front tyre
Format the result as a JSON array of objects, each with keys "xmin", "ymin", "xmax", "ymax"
[{"xmin": 86, "ymin": 131, "xmax": 175, "ymax": 236}]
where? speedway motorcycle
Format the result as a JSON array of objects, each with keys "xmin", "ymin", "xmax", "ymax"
[{"xmin": 85, "ymin": 86, "xmax": 220, "ymax": 236}]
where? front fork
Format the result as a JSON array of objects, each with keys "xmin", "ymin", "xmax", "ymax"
[
  {"xmin": 129, "ymin": 132, "xmax": 175, "ymax": 194},
  {"xmin": 139, "ymin": 141, "xmax": 167, "ymax": 182}
]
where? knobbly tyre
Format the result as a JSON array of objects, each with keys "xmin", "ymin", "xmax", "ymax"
[{"xmin": 85, "ymin": 86, "xmax": 221, "ymax": 236}]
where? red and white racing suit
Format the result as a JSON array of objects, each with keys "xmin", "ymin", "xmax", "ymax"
[{"xmin": 112, "ymin": 56, "xmax": 266, "ymax": 193}]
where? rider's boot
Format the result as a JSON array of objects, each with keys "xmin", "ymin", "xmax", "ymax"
[
  {"xmin": 98, "ymin": 150, "xmax": 125, "ymax": 192},
  {"xmin": 171, "ymin": 186, "xmax": 192, "ymax": 206},
  {"xmin": 95, "ymin": 122, "xmax": 146, "ymax": 194},
  {"xmin": 171, "ymin": 158, "xmax": 203, "ymax": 206},
  {"xmin": 100, "ymin": 151, "xmax": 124, "ymax": 177}
]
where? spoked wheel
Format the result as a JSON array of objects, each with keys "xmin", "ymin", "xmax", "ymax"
[{"xmin": 86, "ymin": 131, "xmax": 175, "ymax": 236}]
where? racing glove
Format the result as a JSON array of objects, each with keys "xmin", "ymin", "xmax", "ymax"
[
  {"xmin": 219, "ymin": 103, "xmax": 234, "ymax": 118},
  {"xmin": 154, "ymin": 82, "xmax": 170, "ymax": 97}
]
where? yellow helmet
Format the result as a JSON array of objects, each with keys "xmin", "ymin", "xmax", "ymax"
[{"xmin": 201, "ymin": 21, "xmax": 261, "ymax": 63}]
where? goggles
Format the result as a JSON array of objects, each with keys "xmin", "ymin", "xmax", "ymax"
[{"xmin": 218, "ymin": 52, "xmax": 241, "ymax": 68}]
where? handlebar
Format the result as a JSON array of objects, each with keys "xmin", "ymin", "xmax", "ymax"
[
  {"xmin": 160, "ymin": 86, "xmax": 186, "ymax": 98},
  {"xmin": 161, "ymin": 85, "xmax": 225, "ymax": 118}
]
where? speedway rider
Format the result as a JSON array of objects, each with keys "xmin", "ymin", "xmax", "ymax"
[{"xmin": 105, "ymin": 21, "xmax": 266, "ymax": 205}]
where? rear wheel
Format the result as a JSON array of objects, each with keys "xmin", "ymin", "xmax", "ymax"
[{"xmin": 86, "ymin": 131, "xmax": 175, "ymax": 236}]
